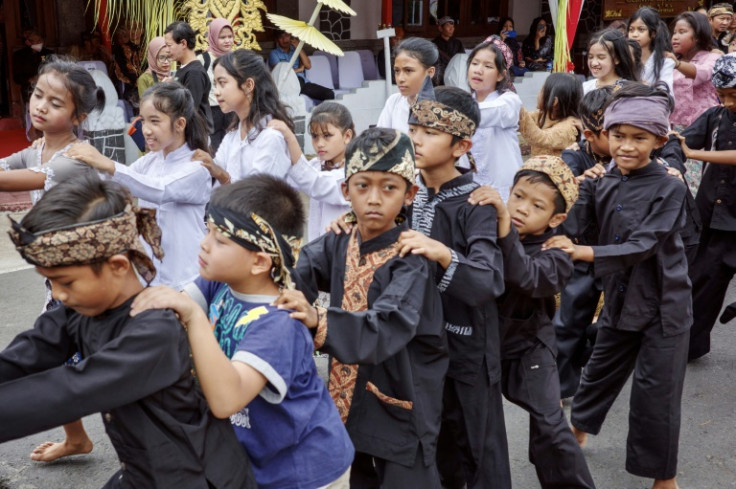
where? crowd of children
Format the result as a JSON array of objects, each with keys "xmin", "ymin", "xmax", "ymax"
[{"xmin": 1, "ymin": 7, "xmax": 736, "ymax": 489}]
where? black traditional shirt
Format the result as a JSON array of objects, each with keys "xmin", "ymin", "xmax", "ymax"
[
  {"xmin": 0, "ymin": 297, "xmax": 254, "ymax": 489},
  {"xmin": 294, "ymin": 223, "xmax": 448, "ymax": 468},
  {"xmin": 565, "ymin": 161, "xmax": 692, "ymax": 336}
]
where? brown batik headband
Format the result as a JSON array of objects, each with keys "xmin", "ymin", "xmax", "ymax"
[
  {"xmin": 9, "ymin": 205, "xmax": 164, "ymax": 284},
  {"xmin": 345, "ymin": 129, "xmax": 416, "ymax": 185},
  {"xmin": 207, "ymin": 204, "xmax": 301, "ymax": 290}
]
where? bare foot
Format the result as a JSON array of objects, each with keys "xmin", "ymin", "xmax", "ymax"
[
  {"xmin": 30, "ymin": 438, "xmax": 93, "ymax": 462},
  {"xmin": 652, "ymin": 478, "xmax": 679, "ymax": 489},
  {"xmin": 571, "ymin": 425, "xmax": 588, "ymax": 447}
]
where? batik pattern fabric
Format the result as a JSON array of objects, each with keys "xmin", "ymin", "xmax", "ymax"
[{"xmin": 344, "ymin": 129, "xmax": 415, "ymax": 184}]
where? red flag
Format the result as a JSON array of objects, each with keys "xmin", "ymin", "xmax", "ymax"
[{"xmin": 566, "ymin": 0, "xmax": 585, "ymax": 50}]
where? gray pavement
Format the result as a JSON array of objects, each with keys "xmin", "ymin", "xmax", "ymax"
[{"xmin": 0, "ymin": 212, "xmax": 734, "ymax": 487}]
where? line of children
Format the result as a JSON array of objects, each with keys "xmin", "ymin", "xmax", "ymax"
[
  {"xmin": 518, "ymin": 72, "xmax": 582, "ymax": 157},
  {"xmin": 131, "ymin": 175, "xmax": 354, "ymax": 489},
  {"xmin": 67, "ymin": 82, "xmax": 212, "ymax": 291},
  {"xmin": 546, "ymin": 82, "xmax": 690, "ymax": 489},
  {"xmin": 0, "ymin": 174, "xmax": 256, "ymax": 489}
]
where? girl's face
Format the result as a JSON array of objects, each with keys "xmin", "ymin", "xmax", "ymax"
[
  {"xmin": 213, "ymin": 64, "xmax": 249, "ymax": 116},
  {"xmin": 467, "ymin": 48, "xmax": 504, "ymax": 99},
  {"xmin": 587, "ymin": 42, "xmax": 616, "ymax": 80},
  {"xmin": 218, "ymin": 27, "xmax": 234, "ymax": 52},
  {"xmin": 502, "ymin": 20, "xmax": 514, "ymax": 32},
  {"xmin": 29, "ymin": 72, "xmax": 78, "ymax": 134},
  {"xmin": 394, "ymin": 52, "xmax": 435, "ymax": 99},
  {"xmin": 671, "ymin": 20, "xmax": 695, "ymax": 55},
  {"xmin": 156, "ymin": 47, "xmax": 172, "ymax": 72},
  {"xmin": 139, "ymin": 98, "xmax": 185, "ymax": 155},
  {"xmin": 628, "ymin": 18, "xmax": 652, "ymax": 51},
  {"xmin": 310, "ymin": 122, "xmax": 351, "ymax": 164},
  {"xmin": 729, "ymin": 39, "xmax": 736, "ymax": 53}
]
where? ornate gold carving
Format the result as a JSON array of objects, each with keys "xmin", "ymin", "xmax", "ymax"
[{"xmin": 181, "ymin": 0, "xmax": 268, "ymax": 51}]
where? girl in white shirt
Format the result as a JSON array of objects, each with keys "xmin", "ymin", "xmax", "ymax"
[
  {"xmin": 583, "ymin": 29, "xmax": 640, "ymax": 94},
  {"xmin": 270, "ymin": 101, "xmax": 353, "ymax": 242},
  {"xmin": 194, "ymin": 50, "xmax": 292, "ymax": 184},
  {"xmin": 627, "ymin": 7, "xmax": 675, "ymax": 94},
  {"xmin": 68, "ymin": 82, "xmax": 212, "ymax": 291},
  {"xmin": 377, "ymin": 37, "xmax": 438, "ymax": 133},
  {"xmin": 466, "ymin": 38, "xmax": 523, "ymax": 201}
]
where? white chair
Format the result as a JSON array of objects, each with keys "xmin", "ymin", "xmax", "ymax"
[
  {"xmin": 306, "ymin": 55, "xmax": 335, "ymax": 89},
  {"xmin": 82, "ymin": 69, "xmax": 128, "ymax": 163},
  {"xmin": 271, "ymin": 62, "xmax": 309, "ymax": 115},
  {"xmin": 356, "ymin": 50, "xmax": 380, "ymax": 80},
  {"xmin": 314, "ymin": 50, "xmax": 340, "ymax": 88},
  {"xmin": 338, "ymin": 51, "xmax": 365, "ymax": 90},
  {"xmin": 444, "ymin": 53, "xmax": 470, "ymax": 92},
  {"xmin": 78, "ymin": 60, "xmax": 108, "ymax": 76}
]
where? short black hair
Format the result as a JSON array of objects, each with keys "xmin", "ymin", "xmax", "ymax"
[
  {"xmin": 209, "ymin": 174, "xmax": 305, "ymax": 238},
  {"xmin": 434, "ymin": 86, "xmax": 480, "ymax": 145},
  {"xmin": 164, "ymin": 21, "xmax": 196, "ymax": 50},
  {"xmin": 345, "ymin": 127, "xmax": 412, "ymax": 189},
  {"xmin": 512, "ymin": 169, "xmax": 566, "ymax": 214},
  {"xmin": 579, "ymin": 86, "xmax": 613, "ymax": 134}
]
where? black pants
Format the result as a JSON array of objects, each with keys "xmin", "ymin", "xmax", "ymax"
[
  {"xmin": 571, "ymin": 324, "xmax": 688, "ymax": 480},
  {"xmin": 554, "ymin": 261, "xmax": 603, "ymax": 398},
  {"xmin": 298, "ymin": 76, "xmax": 335, "ymax": 102},
  {"xmin": 350, "ymin": 446, "xmax": 442, "ymax": 489},
  {"xmin": 436, "ymin": 372, "xmax": 511, "ymax": 489},
  {"xmin": 502, "ymin": 342, "xmax": 596, "ymax": 489},
  {"xmin": 688, "ymin": 228, "xmax": 736, "ymax": 360}
]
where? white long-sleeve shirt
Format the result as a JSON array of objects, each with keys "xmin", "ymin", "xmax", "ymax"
[
  {"xmin": 376, "ymin": 93, "xmax": 410, "ymax": 133},
  {"xmin": 641, "ymin": 55, "xmax": 675, "ymax": 96},
  {"xmin": 287, "ymin": 155, "xmax": 349, "ymax": 242},
  {"xmin": 113, "ymin": 143, "xmax": 211, "ymax": 290},
  {"xmin": 214, "ymin": 117, "xmax": 291, "ymax": 183}
]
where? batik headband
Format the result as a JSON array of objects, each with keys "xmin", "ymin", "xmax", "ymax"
[
  {"xmin": 483, "ymin": 34, "xmax": 513, "ymax": 71},
  {"xmin": 9, "ymin": 205, "xmax": 163, "ymax": 284},
  {"xmin": 709, "ymin": 5, "xmax": 733, "ymax": 17},
  {"xmin": 712, "ymin": 53, "xmax": 736, "ymax": 89},
  {"xmin": 345, "ymin": 129, "xmax": 416, "ymax": 184},
  {"xmin": 520, "ymin": 155, "xmax": 579, "ymax": 212},
  {"xmin": 603, "ymin": 96, "xmax": 670, "ymax": 137},
  {"xmin": 207, "ymin": 204, "xmax": 300, "ymax": 290}
]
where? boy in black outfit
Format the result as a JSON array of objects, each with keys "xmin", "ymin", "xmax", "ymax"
[{"xmin": 471, "ymin": 156, "xmax": 595, "ymax": 489}]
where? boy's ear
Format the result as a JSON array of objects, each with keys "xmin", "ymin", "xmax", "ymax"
[
  {"xmin": 654, "ymin": 134, "xmax": 669, "ymax": 149},
  {"xmin": 106, "ymin": 254, "xmax": 132, "ymax": 276},
  {"xmin": 340, "ymin": 180, "xmax": 351, "ymax": 201},
  {"xmin": 404, "ymin": 183, "xmax": 419, "ymax": 206},
  {"xmin": 251, "ymin": 252, "xmax": 274, "ymax": 277},
  {"xmin": 452, "ymin": 138, "xmax": 473, "ymax": 159},
  {"xmin": 548, "ymin": 212, "xmax": 567, "ymax": 229},
  {"xmin": 583, "ymin": 128, "xmax": 595, "ymax": 141}
]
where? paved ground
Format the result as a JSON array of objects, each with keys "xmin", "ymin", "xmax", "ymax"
[{"xmin": 0, "ymin": 212, "xmax": 734, "ymax": 488}]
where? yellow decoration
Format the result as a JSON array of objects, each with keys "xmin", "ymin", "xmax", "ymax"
[
  {"xmin": 267, "ymin": 14, "xmax": 344, "ymax": 56},
  {"xmin": 181, "ymin": 0, "xmax": 268, "ymax": 51},
  {"xmin": 553, "ymin": 0, "xmax": 571, "ymax": 72}
]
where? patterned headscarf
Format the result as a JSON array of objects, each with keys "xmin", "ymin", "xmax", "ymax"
[
  {"xmin": 604, "ymin": 95, "xmax": 670, "ymax": 137},
  {"xmin": 9, "ymin": 205, "xmax": 163, "ymax": 284},
  {"xmin": 207, "ymin": 204, "xmax": 300, "ymax": 290},
  {"xmin": 709, "ymin": 5, "xmax": 733, "ymax": 18},
  {"xmin": 483, "ymin": 35, "xmax": 513, "ymax": 71},
  {"xmin": 520, "ymin": 155, "xmax": 579, "ymax": 212},
  {"xmin": 207, "ymin": 18, "xmax": 234, "ymax": 57},
  {"xmin": 712, "ymin": 53, "xmax": 736, "ymax": 89},
  {"xmin": 345, "ymin": 129, "xmax": 416, "ymax": 184},
  {"xmin": 145, "ymin": 37, "xmax": 170, "ymax": 80}
]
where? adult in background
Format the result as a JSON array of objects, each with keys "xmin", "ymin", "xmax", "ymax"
[
  {"xmin": 198, "ymin": 18, "xmax": 235, "ymax": 152},
  {"xmin": 499, "ymin": 17, "xmax": 528, "ymax": 77},
  {"xmin": 137, "ymin": 37, "xmax": 172, "ymax": 98},
  {"xmin": 708, "ymin": 3, "xmax": 733, "ymax": 53},
  {"xmin": 522, "ymin": 17, "xmax": 553, "ymax": 71},
  {"xmin": 164, "ymin": 21, "xmax": 214, "ymax": 138},
  {"xmin": 268, "ymin": 30, "xmax": 334, "ymax": 103},
  {"xmin": 432, "ymin": 16, "xmax": 464, "ymax": 85}
]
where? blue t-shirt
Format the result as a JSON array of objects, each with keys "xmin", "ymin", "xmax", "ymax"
[
  {"xmin": 188, "ymin": 277, "xmax": 353, "ymax": 489},
  {"xmin": 268, "ymin": 45, "xmax": 309, "ymax": 82}
]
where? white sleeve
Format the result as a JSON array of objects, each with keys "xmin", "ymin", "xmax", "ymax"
[
  {"xmin": 478, "ymin": 92, "xmax": 522, "ymax": 129},
  {"xmin": 377, "ymin": 94, "xmax": 397, "ymax": 128},
  {"xmin": 659, "ymin": 58, "xmax": 675, "ymax": 97},
  {"xmin": 113, "ymin": 161, "xmax": 212, "ymax": 205},
  {"xmin": 241, "ymin": 129, "xmax": 291, "ymax": 180},
  {"xmin": 287, "ymin": 156, "xmax": 347, "ymax": 206}
]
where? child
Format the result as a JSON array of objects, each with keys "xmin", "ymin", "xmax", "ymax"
[
  {"xmin": 377, "ymin": 37, "xmax": 438, "ymax": 133},
  {"xmin": 193, "ymin": 49, "xmax": 293, "ymax": 184},
  {"xmin": 466, "ymin": 37, "xmax": 523, "ymax": 201},
  {"xmin": 67, "ymin": 82, "xmax": 212, "ymax": 291},
  {"xmin": 518, "ymin": 72, "xmax": 582, "ymax": 157},
  {"xmin": 471, "ymin": 156, "xmax": 596, "ymax": 489},
  {"xmin": 583, "ymin": 28, "xmax": 640, "ymax": 94},
  {"xmin": 400, "ymin": 82, "xmax": 511, "ymax": 489},
  {"xmin": 663, "ymin": 53, "xmax": 736, "ymax": 361},
  {"xmin": 276, "ymin": 128, "xmax": 448, "ymax": 487},
  {"xmin": 269, "ymin": 101, "xmax": 353, "ymax": 242},
  {"xmin": 0, "ymin": 175, "xmax": 255, "ymax": 489},
  {"xmin": 130, "ymin": 175, "xmax": 354, "ymax": 489},
  {"xmin": 627, "ymin": 7, "xmax": 675, "ymax": 93},
  {"xmin": 545, "ymin": 83, "xmax": 690, "ymax": 489}
]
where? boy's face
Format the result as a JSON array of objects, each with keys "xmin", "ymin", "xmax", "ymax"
[
  {"xmin": 507, "ymin": 176, "xmax": 566, "ymax": 239},
  {"xmin": 341, "ymin": 171, "xmax": 417, "ymax": 242},
  {"xmin": 716, "ymin": 87, "xmax": 736, "ymax": 113},
  {"xmin": 37, "ymin": 262, "xmax": 127, "ymax": 317},
  {"xmin": 198, "ymin": 223, "xmax": 260, "ymax": 287},
  {"xmin": 583, "ymin": 127, "xmax": 611, "ymax": 157},
  {"xmin": 408, "ymin": 124, "xmax": 464, "ymax": 170},
  {"xmin": 605, "ymin": 124, "xmax": 667, "ymax": 174}
]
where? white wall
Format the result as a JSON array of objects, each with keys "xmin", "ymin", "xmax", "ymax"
[
  {"xmin": 300, "ymin": 0, "xmax": 381, "ymax": 40},
  {"xmin": 509, "ymin": 0, "xmax": 541, "ymax": 39}
]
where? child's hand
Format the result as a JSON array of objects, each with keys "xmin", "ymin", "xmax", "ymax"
[
  {"xmin": 565, "ymin": 141, "xmax": 581, "ymax": 152},
  {"xmin": 326, "ymin": 212, "xmax": 354, "ymax": 235},
  {"xmin": 576, "ymin": 163, "xmax": 606, "ymax": 183},
  {"xmin": 193, "ymin": 149, "xmax": 230, "ymax": 184},
  {"xmin": 669, "ymin": 131, "xmax": 693, "ymax": 159},
  {"xmin": 267, "ymin": 119, "xmax": 291, "ymax": 136},
  {"xmin": 130, "ymin": 286, "xmax": 202, "ymax": 328},
  {"xmin": 543, "ymin": 236, "xmax": 593, "ymax": 262},
  {"xmin": 468, "ymin": 186, "xmax": 511, "ymax": 237},
  {"xmin": 66, "ymin": 142, "xmax": 115, "ymax": 174},
  {"xmin": 398, "ymin": 230, "xmax": 453, "ymax": 268},
  {"xmin": 467, "ymin": 185, "xmax": 499, "ymax": 206},
  {"xmin": 665, "ymin": 166, "xmax": 685, "ymax": 182},
  {"xmin": 273, "ymin": 289, "xmax": 318, "ymax": 328}
]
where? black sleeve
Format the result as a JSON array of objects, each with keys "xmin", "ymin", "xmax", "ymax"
[
  {"xmin": 181, "ymin": 67, "xmax": 209, "ymax": 108},
  {"xmin": 561, "ymin": 149, "xmax": 592, "ymax": 177},
  {"xmin": 560, "ymin": 176, "xmax": 598, "ymax": 245},
  {"xmin": 498, "ymin": 227, "xmax": 574, "ymax": 297},
  {"xmin": 0, "ymin": 310, "xmax": 185, "ymax": 442},
  {"xmin": 293, "ymin": 233, "xmax": 335, "ymax": 304}
]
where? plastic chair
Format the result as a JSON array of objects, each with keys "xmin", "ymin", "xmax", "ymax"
[
  {"xmin": 337, "ymin": 51, "xmax": 365, "ymax": 90},
  {"xmin": 356, "ymin": 50, "xmax": 380, "ymax": 80},
  {"xmin": 444, "ymin": 53, "xmax": 470, "ymax": 91},
  {"xmin": 306, "ymin": 55, "xmax": 336, "ymax": 89},
  {"xmin": 314, "ymin": 50, "xmax": 340, "ymax": 88},
  {"xmin": 77, "ymin": 60, "xmax": 108, "ymax": 76}
]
